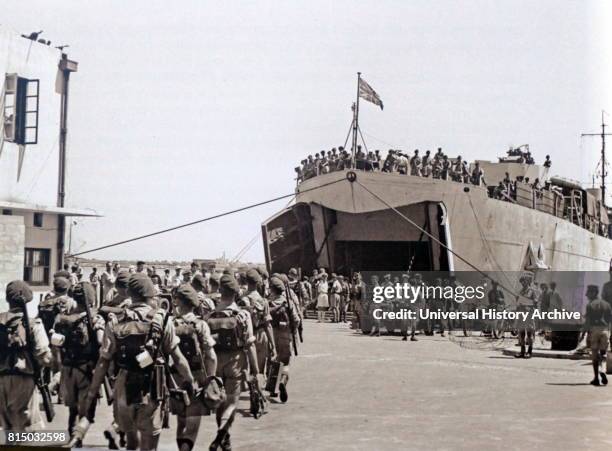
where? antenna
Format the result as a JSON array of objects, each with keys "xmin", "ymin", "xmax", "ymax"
[{"xmin": 581, "ymin": 110, "xmax": 611, "ymax": 207}]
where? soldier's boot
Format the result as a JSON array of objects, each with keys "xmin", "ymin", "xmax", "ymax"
[
  {"xmin": 177, "ymin": 438, "xmax": 194, "ymax": 451},
  {"xmin": 279, "ymin": 368, "xmax": 289, "ymax": 403},
  {"xmin": 525, "ymin": 344, "xmax": 533, "ymax": 359},
  {"xmin": 515, "ymin": 345, "xmax": 526, "ymax": 358},
  {"xmin": 210, "ymin": 432, "xmax": 231, "ymax": 451},
  {"xmin": 103, "ymin": 428, "xmax": 119, "ymax": 450}
]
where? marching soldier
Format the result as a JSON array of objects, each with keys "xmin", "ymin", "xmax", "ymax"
[
  {"xmin": 204, "ymin": 274, "xmax": 261, "ymax": 450},
  {"xmin": 98, "ymin": 270, "xmax": 131, "ymax": 449},
  {"xmin": 267, "ymin": 276, "xmax": 301, "ymax": 403},
  {"xmin": 192, "ymin": 274, "xmax": 216, "ymax": 317},
  {"xmin": 104, "ymin": 269, "xmax": 132, "ymax": 308},
  {"xmin": 207, "ymin": 273, "xmax": 222, "ymax": 305},
  {"xmin": 52, "ymin": 281, "xmax": 105, "ymax": 446},
  {"xmin": 38, "ymin": 275, "xmax": 73, "ymax": 400},
  {"xmin": 242, "ymin": 269, "xmax": 277, "ymax": 377},
  {"xmin": 172, "ymin": 284, "xmax": 218, "ymax": 451},
  {"xmin": 0, "ymin": 281, "xmax": 53, "ymax": 431},
  {"xmin": 81, "ymin": 273, "xmax": 196, "ymax": 451},
  {"xmin": 38, "ymin": 276, "xmax": 73, "ymax": 336}
]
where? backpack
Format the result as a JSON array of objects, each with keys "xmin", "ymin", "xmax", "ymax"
[
  {"xmin": 207, "ymin": 310, "xmax": 242, "ymax": 352},
  {"xmin": 113, "ymin": 308, "xmax": 159, "ymax": 373},
  {"xmin": 270, "ymin": 301, "xmax": 289, "ymax": 328},
  {"xmin": 38, "ymin": 300, "xmax": 61, "ymax": 335},
  {"xmin": 54, "ymin": 312, "xmax": 94, "ymax": 365},
  {"xmin": 174, "ymin": 317, "xmax": 203, "ymax": 371},
  {"xmin": 0, "ymin": 312, "xmax": 30, "ymax": 375}
]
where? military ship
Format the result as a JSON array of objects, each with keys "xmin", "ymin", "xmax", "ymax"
[{"xmin": 262, "ymin": 119, "xmax": 611, "ymax": 277}]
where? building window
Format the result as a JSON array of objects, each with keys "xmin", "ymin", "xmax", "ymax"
[
  {"xmin": 3, "ymin": 73, "xmax": 40, "ymax": 145},
  {"xmin": 24, "ymin": 248, "xmax": 50, "ymax": 286},
  {"xmin": 1, "ymin": 209, "xmax": 11, "ymax": 215},
  {"xmin": 33, "ymin": 212, "xmax": 43, "ymax": 227}
]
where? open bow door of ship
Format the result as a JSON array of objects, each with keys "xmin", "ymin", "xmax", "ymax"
[{"xmin": 262, "ymin": 203, "xmax": 317, "ymax": 274}]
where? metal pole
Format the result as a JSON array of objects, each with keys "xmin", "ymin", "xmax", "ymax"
[
  {"xmin": 56, "ymin": 55, "xmax": 78, "ymax": 270},
  {"xmin": 601, "ymin": 110, "xmax": 607, "ymax": 207},
  {"xmin": 352, "ymin": 72, "xmax": 361, "ymax": 162}
]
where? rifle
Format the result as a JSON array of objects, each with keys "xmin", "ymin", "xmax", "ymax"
[
  {"xmin": 82, "ymin": 289, "xmax": 113, "ymax": 410},
  {"xmin": 19, "ymin": 302, "xmax": 55, "ymax": 422},
  {"xmin": 283, "ymin": 283, "xmax": 299, "ymax": 357},
  {"xmin": 149, "ymin": 306, "xmax": 172, "ymax": 428},
  {"xmin": 290, "ymin": 280, "xmax": 305, "ymax": 344}
]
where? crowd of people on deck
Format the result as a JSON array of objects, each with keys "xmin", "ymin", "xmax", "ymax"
[{"xmin": 296, "ymin": 146, "xmax": 551, "ymax": 191}]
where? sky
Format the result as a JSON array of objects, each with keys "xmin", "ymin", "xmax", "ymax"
[{"xmin": 3, "ymin": 0, "xmax": 611, "ymax": 263}]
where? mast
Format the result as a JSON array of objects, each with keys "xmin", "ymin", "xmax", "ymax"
[
  {"xmin": 601, "ymin": 111, "xmax": 607, "ymax": 206},
  {"xmin": 581, "ymin": 111, "xmax": 611, "ymax": 208},
  {"xmin": 352, "ymin": 72, "xmax": 361, "ymax": 158}
]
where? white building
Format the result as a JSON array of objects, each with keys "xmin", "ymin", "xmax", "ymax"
[{"xmin": 0, "ymin": 26, "xmax": 99, "ymax": 307}]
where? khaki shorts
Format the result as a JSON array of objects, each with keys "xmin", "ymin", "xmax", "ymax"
[
  {"xmin": 114, "ymin": 370, "xmax": 162, "ymax": 435},
  {"xmin": 273, "ymin": 328, "xmax": 292, "ymax": 365},
  {"xmin": 0, "ymin": 375, "xmax": 42, "ymax": 431},
  {"xmin": 60, "ymin": 364, "xmax": 93, "ymax": 411},
  {"xmin": 590, "ymin": 328, "xmax": 609, "ymax": 353},
  {"xmin": 254, "ymin": 328, "xmax": 269, "ymax": 374},
  {"xmin": 216, "ymin": 350, "xmax": 247, "ymax": 399}
]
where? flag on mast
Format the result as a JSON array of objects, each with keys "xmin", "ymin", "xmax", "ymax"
[{"xmin": 358, "ymin": 78, "xmax": 383, "ymax": 110}]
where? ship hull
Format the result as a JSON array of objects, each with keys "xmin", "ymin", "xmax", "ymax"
[{"xmin": 262, "ymin": 170, "xmax": 612, "ymax": 274}]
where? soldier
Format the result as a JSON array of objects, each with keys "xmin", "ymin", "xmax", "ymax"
[
  {"xmin": 89, "ymin": 267, "xmax": 100, "ymax": 307},
  {"xmin": 287, "ymin": 268, "xmax": 304, "ymax": 314},
  {"xmin": 81, "ymin": 273, "xmax": 195, "ymax": 451},
  {"xmin": 100, "ymin": 262, "xmax": 115, "ymax": 303},
  {"xmin": 171, "ymin": 284, "xmax": 217, "ymax": 451},
  {"xmin": 338, "ymin": 275, "xmax": 350, "ymax": 323},
  {"xmin": 267, "ymin": 276, "xmax": 301, "ymax": 403},
  {"xmin": 421, "ymin": 150, "xmax": 432, "ymax": 177},
  {"xmin": 136, "ymin": 260, "xmax": 146, "ymax": 273},
  {"xmin": 410, "ymin": 149, "xmax": 421, "ymax": 176},
  {"xmin": 315, "ymin": 272, "xmax": 329, "ymax": 323},
  {"xmin": 579, "ymin": 285, "xmax": 612, "ymax": 386},
  {"xmin": 399, "ymin": 274, "xmax": 418, "ymax": 341},
  {"xmin": 192, "ymin": 274, "xmax": 216, "ymax": 317},
  {"xmin": 98, "ymin": 269, "xmax": 131, "ymax": 449},
  {"xmin": 52, "ymin": 281, "xmax": 105, "ymax": 445},
  {"xmin": 207, "ymin": 273, "xmax": 222, "ymax": 304},
  {"xmin": 349, "ymin": 273, "xmax": 366, "ymax": 330},
  {"xmin": 104, "ymin": 270, "xmax": 132, "ymax": 308},
  {"xmin": 329, "ymin": 273, "xmax": 342, "ymax": 323},
  {"xmin": 171, "ymin": 266, "xmax": 183, "ymax": 288},
  {"xmin": 368, "ymin": 275, "xmax": 381, "ymax": 336},
  {"xmin": 300, "ymin": 276, "xmax": 313, "ymax": 316},
  {"xmin": 190, "ymin": 261, "xmax": 202, "ymax": 279},
  {"xmin": 204, "ymin": 274, "xmax": 261, "ymax": 450},
  {"xmin": 0, "ymin": 281, "xmax": 53, "ymax": 431},
  {"xmin": 242, "ymin": 269, "xmax": 277, "ymax": 377},
  {"xmin": 38, "ymin": 276, "xmax": 73, "ymax": 336},
  {"xmin": 515, "ymin": 275, "xmax": 537, "ymax": 358}
]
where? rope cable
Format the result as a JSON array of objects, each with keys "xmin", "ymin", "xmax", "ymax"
[{"xmin": 67, "ymin": 177, "xmax": 344, "ymax": 258}]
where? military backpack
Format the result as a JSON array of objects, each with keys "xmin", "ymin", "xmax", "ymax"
[
  {"xmin": 174, "ymin": 317, "xmax": 204, "ymax": 371},
  {"xmin": 0, "ymin": 312, "xmax": 31, "ymax": 375}
]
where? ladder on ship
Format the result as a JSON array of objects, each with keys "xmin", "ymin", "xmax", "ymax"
[{"xmin": 564, "ymin": 189, "xmax": 583, "ymax": 227}]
